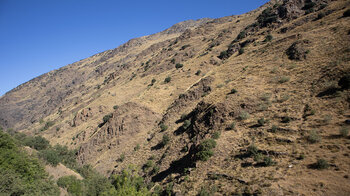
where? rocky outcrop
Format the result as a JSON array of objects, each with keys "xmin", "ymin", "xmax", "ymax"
[
  {"xmin": 77, "ymin": 102, "xmax": 161, "ymax": 164},
  {"xmin": 162, "ymin": 77, "xmax": 214, "ymax": 122},
  {"xmin": 286, "ymin": 40, "xmax": 310, "ymax": 60}
]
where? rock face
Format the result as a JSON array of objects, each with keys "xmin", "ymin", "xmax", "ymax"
[
  {"xmin": 77, "ymin": 102, "xmax": 161, "ymax": 164},
  {"xmin": 286, "ymin": 40, "xmax": 310, "ymax": 60}
]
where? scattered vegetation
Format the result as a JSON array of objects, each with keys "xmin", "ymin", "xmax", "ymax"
[
  {"xmin": 134, "ymin": 144, "xmax": 140, "ymax": 151},
  {"xmin": 278, "ymin": 76, "xmax": 290, "ymax": 83},
  {"xmin": 182, "ymin": 120, "xmax": 191, "ymax": 129},
  {"xmin": 195, "ymin": 139, "xmax": 217, "ymax": 161},
  {"xmin": 40, "ymin": 120, "xmax": 55, "ymax": 132},
  {"xmin": 212, "ymin": 132, "xmax": 220, "ymax": 139},
  {"xmin": 339, "ymin": 127, "xmax": 349, "ymax": 137},
  {"xmin": 0, "ymin": 131, "xmax": 60, "ymax": 195},
  {"xmin": 229, "ymin": 88, "xmax": 237, "ymax": 94},
  {"xmin": 239, "ymin": 111, "xmax": 250, "ymax": 120},
  {"xmin": 164, "ymin": 76, "xmax": 171, "ymax": 83},
  {"xmin": 175, "ymin": 63, "xmax": 184, "ymax": 69},
  {"xmin": 264, "ymin": 34, "xmax": 273, "ymax": 42},
  {"xmin": 160, "ymin": 123, "xmax": 168, "ymax": 132},
  {"xmin": 161, "ymin": 134, "xmax": 170, "ymax": 146},
  {"xmin": 307, "ymin": 131, "xmax": 321, "ymax": 143},
  {"xmin": 312, "ymin": 159, "xmax": 329, "ymax": 170},
  {"xmin": 257, "ymin": 7, "xmax": 278, "ymax": 27}
]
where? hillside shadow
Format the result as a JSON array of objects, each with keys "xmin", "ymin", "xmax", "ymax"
[{"xmin": 152, "ymin": 153, "xmax": 195, "ymax": 182}]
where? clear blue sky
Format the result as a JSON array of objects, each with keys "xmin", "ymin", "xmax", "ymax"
[{"xmin": 0, "ymin": 0, "xmax": 269, "ymax": 96}]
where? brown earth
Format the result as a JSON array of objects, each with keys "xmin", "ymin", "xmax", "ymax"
[{"xmin": 1, "ymin": 0, "xmax": 350, "ymax": 195}]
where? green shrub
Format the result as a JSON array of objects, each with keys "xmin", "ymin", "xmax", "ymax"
[
  {"xmin": 39, "ymin": 148, "xmax": 60, "ymax": 166},
  {"xmin": 170, "ymin": 58, "xmax": 176, "ymax": 64},
  {"xmin": 118, "ymin": 153, "xmax": 125, "ymax": 162},
  {"xmin": 247, "ymin": 144, "xmax": 259, "ymax": 156},
  {"xmin": 235, "ymin": 30, "xmax": 246, "ymax": 41},
  {"xmin": 230, "ymin": 88, "xmax": 237, "ymax": 94},
  {"xmin": 175, "ymin": 63, "xmax": 184, "ymax": 69},
  {"xmin": 134, "ymin": 144, "xmax": 140, "ymax": 151},
  {"xmin": 24, "ymin": 136, "xmax": 50, "ymax": 150},
  {"xmin": 238, "ymin": 48, "xmax": 245, "ymax": 55},
  {"xmin": 339, "ymin": 127, "xmax": 349, "ymax": 137},
  {"xmin": 270, "ymin": 125, "xmax": 278, "ymax": 133},
  {"xmin": 278, "ymin": 76, "xmax": 290, "ymax": 83},
  {"xmin": 307, "ymin": 131, "xmax": 321, "ymax": 143},
  {"xmin": 143, "ymin": 160, "xmax": 154, "ymax": 170},
  {"xmin": 263, "ymin": 156, "xmax": 274, "ymax": 166},
  {"xmin": 314, "ymin": 159, "xmax": 329, "ymax": 170},
  {"xmin": 343, "ymin": 9, "xmax": 350, "ymax": 17},
  {"xmin": 228, "ymin": 122, "xmax": 235, "ymax": 130},
  {"xmin": 162, "ymin": 134, "xmax": 170, "ymax": 146},
  {"xmin": 239, "ymin": 111, "xmax": 250, "ymax": 120},
  {"xmin": 195, "ymin": 70, "xmax": 202, "ymax": 76},
  {"xmin": 196, "ymin": 139, "xmax": 217, "ymax": 161},
  {"xmin": 257, "ymin": 118, "xmax": 266, "ymax": 126},
  {"xmin": 180, "ymin": 44, "xmax": 191, "ymax": 50},
  {"xmin": 183, "ymin": 120, "xmax": 191, "ymax": 129},
  {"xmin": 264, "ymin": 34, "xmax": 273, "ymax": 42},
  {"xmin": 103, "ymin": 113, "xmax": 113, "ymax": 123},
  {"xmin": 281, "ymin": 116, "xmax": 291, "ymax": 123},
  {"xmin": 113, "ymin": 105, "xmax": 119, "ymax": 110},
  {"xmin": 160, "ymin": 123, "xmax": 168, "ymax": 132},
  {"xmin": 0, "ymin": 131, "xmax": 60, "ymax": 195},
  {"xmin": 212, "ymin": 132, "xmax": 220, "ymax": 139},
  {"xmin": 40, "ymin": 121, "xmax": 55, "ymax": 131},
  {"xmin": 180, "ymin": 113, "xmax": 187, "ymax": 121},
  {"xmin": 57, "ymin": 176, "xmax": 83, "ymax": 196},
  {"xmin": 164, "ymin": 76, "xmax": 171, "ymax": 83}
]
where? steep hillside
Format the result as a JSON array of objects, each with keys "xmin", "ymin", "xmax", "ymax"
[{"xmin": 1, "ymin": 0, "xmax": 350, "ymax": 195}]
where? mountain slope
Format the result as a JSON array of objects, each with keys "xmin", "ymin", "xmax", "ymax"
[{"xmin": 1, "ymin": 0, "xmax": 350, "ymax": 195}]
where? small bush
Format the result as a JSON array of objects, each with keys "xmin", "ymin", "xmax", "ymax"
[
  {"xmin": 307, "ymin": 131, "xmax": 321, "ymax": 143},
  {"xmin": 161, "ymin": 134, "xmax": 170, "ymax": 146},
  {"xmin": 278, "ymin": 76, "xmax": 290, "ymax": 83},
  {"xmin": 238, "ymin": 48, "xmax": 245, "ymax": 55},
  {"xmin": 281, "ymin": 116, "xmax": 291, "ymax": 123},
  {"xmin": 230, "ymin": 88, "xmax": 237, "ymax": 94},
  {"xmin": 257, "ymin": 118, "xmax": 266, "ymax": 126},
  {"xmin": 180, "ymin": 44, "xmax": 191, "ymax": 50},
  {"xmin": 170, "ymin": 59, "xmax": 175, "ymax": 64},
  {"xmin": 239, "ymin": 111, "xmax": 250, "ymax": 120},
  {"xmin": 315, "ymin": 12, "xmax": 325, "ymax": 20},
  {"xmin": 343, "ymin": 9, "xmax": 350, "ymax": 17},
  {"xmin": 24, "ymin": 136, "xmax": 50, "ymax": 150},
  {"xmin": 103, "ymin": 113, "xmax": 113, "ymax": 123},
  {"xmin": 159, "ymin": 123, "xmax": 168, "ymax": 132},
  {"xmin": 175, "ymin": 63, "xmax": 183, "ymax": 69},
  {"xmin": 228, "ymin": 122, "xmax": 235, "ymax": 130},
  {"xmin": 263, "ymin": 156, "xmax": 274, "ymax": 166},
  {"xmin": 182, "ymin": 120, "xmax": 191, "ymax": 129},
  {"xmin": 143, "ymin": 160, "xmax": 154, "ymax": 170},
  {"xmin": 212, "ymin": 132, "xmax": 220, "ymax": 139},
  {"xmin": 236, "ymin": 30, "xmax": 246, "ymax": 41},
  {"xmin": 264, "ymin": 34, "xmax": 273, "ymax": 42},
  {"xmin": 313, "ymin": 159, "xmax": 329, "ymax": 170},
  {"xmin": 113, "ymin": 105, "xmax": 119, "ymax": 110},
  {"xmin": 247, "ymin": 144, "xmax": 259, "ymax": 156},
  {"xmin": 195, "ymin": 70, "xmax": 202, "ymax": 76},
  {"xmin": 39, "ymin": 148, "xmax": 60, "ymax": 166},
  {"xmin": 164, "ymin": 76, "xmax": 171, "ymax": 83},
  {"xmin": 196, "ymin": 139, "xmax": 217, "ymax": 161},
  {"xmin": 339, "ymin": 127, "xmax": 349, "ymax": 137},
  {"xmin": 134, "ymin": 144, "xmax": 140, "ymax": 151},
  {"xmin": 118, "ymin": 153, "xmax": 125, "ymax": 162},
  {"xmin": 270, "ymin": 125, "xmax": 278, "ymax": 133},
  {"xmin": 180, "ymin": 113, "xmax": 187, "ymax": 121}
]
